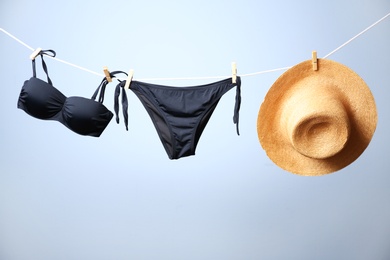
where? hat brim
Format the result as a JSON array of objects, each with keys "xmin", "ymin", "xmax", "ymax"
[{"xmin": 257, "ymin": 59, "xmax": 377, "ymax": 176}]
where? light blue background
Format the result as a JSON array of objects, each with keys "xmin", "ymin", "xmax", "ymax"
[{"xmin": 1, "ymin": 1, "xmax": 390, "ymax": 259}]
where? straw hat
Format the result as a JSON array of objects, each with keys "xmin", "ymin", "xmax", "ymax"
[{"xmin": 257, "ymin": 58, "xmax": 377, "ymax": 176}]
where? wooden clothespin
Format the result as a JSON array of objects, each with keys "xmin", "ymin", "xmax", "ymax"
[
  {"xmin": 231, "ymin": 62, "xmax": 237, "ymax": 83},
  {"xmin": 30, "ymin": 48, "xmax": 42, "ymax": 60},
  {"xmin": 124, "ymin": 69, "xmax": 134, "ymax": 90},
  {"xmin": 312, "ymin": 51, "xmax": 318, "ymax": 71},
  {"xmin": 103, "ymin": 66, "xmax": 112, "ymax": 82}
]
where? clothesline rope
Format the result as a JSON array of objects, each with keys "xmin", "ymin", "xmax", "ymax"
[
  {"xmin": 322, "ymin": 11, "xmax": 390, "ymax": 59},
  {"xmin": 1, "ymin": 11, "xmax": 389, "ymax": 81}
]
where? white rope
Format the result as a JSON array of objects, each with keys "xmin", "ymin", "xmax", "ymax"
[
  {"xmin": 1, "ymin": 11, "xmax": 389, "ymax": 81},
  {"xmin": 323, "ymin": 12, "xmax": 390, "ymax": 59},
  {"xmin": 48, "ymin": 56, "xmax": 105, "ymax": 77},
  {"xmin": 136, "ymin": 75, "xmax": 229, "ymax": 81},
  {"xmin": 239, "ymin": 66, "xmax": 292, "ymax": 77},
  {"xmin": 0, "ymin": 28, "xmax": 34, "ymax": 51}
]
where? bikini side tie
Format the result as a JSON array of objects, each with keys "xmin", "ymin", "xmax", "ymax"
[{"xmin": 233, "ymin": 77, "xmax": 241, "ymax": 135}]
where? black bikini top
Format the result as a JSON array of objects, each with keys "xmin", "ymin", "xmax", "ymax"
[{"xmin": 17, "ymin": 50, "xmax": 129, "ymax": 137}]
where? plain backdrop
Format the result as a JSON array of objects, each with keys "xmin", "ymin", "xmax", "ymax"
[{"xmin": 1, "ymin": 1, "xmax": 390, "ymax": 259}]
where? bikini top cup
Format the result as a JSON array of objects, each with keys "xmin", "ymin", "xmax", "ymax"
[{"xmin": 17, "ymin": 50, "xmax": 127, "ymax": 137}]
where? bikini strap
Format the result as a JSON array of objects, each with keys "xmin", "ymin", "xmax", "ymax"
[
  {"xmin": 110, "ymin": 70, "xmax": 129, "ymax": 131},
  {"xmin": 233, "ymin": 76, "xmax": 241, "ymax": 136},
  {"xmin": 32, "ymin": 49, "xmax": 56, "ymax": 85},
  {"xmin": 91, "ymin": 71, "xmax": 129, "ymax": 131},
  {"xmin": 91, "ymin": 77, "xmax": 110, "ymax": 103},
  {"xmin": 92, "ymin": 71, "xmax": 126, "ymax": 103},
  {"xmin": 114, "ymin": 80, "xmax": 129, "ymax": 131},
  {"xmin": 110, "ymin": 71, "xmax": 129, "ymax": 131}
]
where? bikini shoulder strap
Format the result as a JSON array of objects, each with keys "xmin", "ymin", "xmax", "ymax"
[{"xmin": 32, "ymin": 49, "xmax": 56, "ymax": 85}]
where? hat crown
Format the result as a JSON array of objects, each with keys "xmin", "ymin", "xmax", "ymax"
[{"xmin": 281, "ymin": 84, "xmax": 350, "ymax": 159}]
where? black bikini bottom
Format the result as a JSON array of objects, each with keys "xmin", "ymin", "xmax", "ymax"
[{"xmin": 129, "ymin": 77, "xmax": 241, "ymax": 159}]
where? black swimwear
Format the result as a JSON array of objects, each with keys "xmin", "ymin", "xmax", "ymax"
[
  {"xmin": 17, "ymin": 50, "xmax": 241, "ymax": 159},
  {"xmin": 121, "ymin": 77, "xmax": 241, "ymax": 159},
  {"xmin": 17, "ymin": 50, "xmax": 115, "ymax": 137}
]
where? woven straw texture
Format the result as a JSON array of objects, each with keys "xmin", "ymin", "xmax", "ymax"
[{"xmin": 257, "ymin": 59, "xmax": 377, "ymax": 176}]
